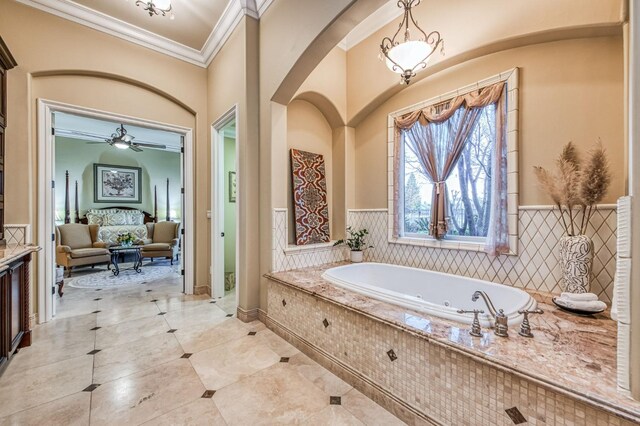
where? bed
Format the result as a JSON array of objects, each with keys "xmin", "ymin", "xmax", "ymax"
[{"xmin": 79, "ymin": 207, "xmax": 156, "ymax": 245}]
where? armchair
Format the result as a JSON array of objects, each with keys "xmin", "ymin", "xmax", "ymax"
[
  {"xmin": 56, "ymin": 224, "xmax": 111, "ymax": 277},
  {"xmin": 141, "ymin": 221, "xmax": 181, "ymax": 265}
]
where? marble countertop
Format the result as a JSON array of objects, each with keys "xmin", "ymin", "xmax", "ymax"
[
  {"xmin": 265, "ymin": 262, "xmax": 640, "ymax": 422},
  {"xmin": 0, "ymin": 244, "xmax": 41, "ymax": 272}
]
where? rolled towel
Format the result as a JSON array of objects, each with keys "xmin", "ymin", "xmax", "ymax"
[
  {"xmin": 560, "ymin": 292, "xmax": 598, "ymax": 302},
  {"xmin": 555, "ymin": 297, "xmax": 607, "ymax": 312}
]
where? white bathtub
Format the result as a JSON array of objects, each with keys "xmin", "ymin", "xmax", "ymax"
[{"xmin": 321, "ymin": 263, "xmax": 537, "ymax": 327}]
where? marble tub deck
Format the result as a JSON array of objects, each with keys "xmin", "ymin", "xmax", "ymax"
[{"xmin": 266, "ymin": 262, "xmax": 640, "ymax": 423}]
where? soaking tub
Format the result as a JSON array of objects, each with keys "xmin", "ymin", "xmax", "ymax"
[{"xmin": 321, "ymin": 263, "xmax": 537, "ymax": 327}]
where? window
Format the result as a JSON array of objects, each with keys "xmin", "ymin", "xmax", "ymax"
[
  {"xmin": 389, "ymin": 69, "xmax": 519, "ymax": 256},
  {"xmin": 402, "ymin": 104, "xmax": 496, "ymax": 240}
]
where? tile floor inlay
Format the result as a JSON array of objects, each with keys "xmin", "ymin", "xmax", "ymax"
[{"xmin": 0, "ymin": 260, "xmax": 402, "ymax": 425}]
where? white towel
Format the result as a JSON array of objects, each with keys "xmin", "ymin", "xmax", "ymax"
[
  {"xmin": 560, "ymin": 292, "xmax": 598, "ymax": 302},
  {"xmin": 555, "ymin": 297, "xmax": 607, "ymax": 312}
]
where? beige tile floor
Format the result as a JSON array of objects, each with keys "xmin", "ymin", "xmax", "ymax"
[{"xmin": 0, "ymin": 262, "xmax": 405, "ymax": 425}]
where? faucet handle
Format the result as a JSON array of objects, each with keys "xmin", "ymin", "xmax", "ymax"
[
  {"xmin": 517, "ymin": 308, "xmax": 544, "ymax": 338},
  {"xmin": 457, "ymin": 309, "xmax": 485, "ymax": 337}
]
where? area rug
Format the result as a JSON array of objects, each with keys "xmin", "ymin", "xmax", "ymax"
[{"xmin": 67, "ymin": 265, "xmax": 177, "ymax": 289}]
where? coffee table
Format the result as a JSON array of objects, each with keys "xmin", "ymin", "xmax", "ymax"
[{"xmin": 109, "ymin": 245, "xmax": 143, "ymax": 276}]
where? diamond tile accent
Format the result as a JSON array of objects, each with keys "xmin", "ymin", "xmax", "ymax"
[
  {"xmin": 167, "ymin": 329, "xmax": 177, "ymax": 333},
  {"xmin": 330, "ymin": 396, "xmax": 341, "ymax": 405},
  {"xmin": 181, "ymin": 353, "xmax": 193, "ymax": 359},
  {"xmin": 83, "ymin": 384, "xmax": 100, "ymax": 392},
  {"xmin": 90, "ymin": 327, "xmax": 101, "ymax": 331},
  {"xmin": 280, "ymin": 357, "xmax": 290, "ymax": 363},
  {"xmin": 387, "ymin": 349, "xmax": 397, "ymax": 362},
  {"xmin": 87, "ymin": 349, "xmax": 101, "ymax": 355},
  {"xmin": 201, "ymin": 390, "xmax": 216, "ymax": 398},
  {"xmin": 505, "ymin": 407, "xmax": 527, "ymax": 424},
  {"xmin": 248, "ymin": 331, "xmax": 257, "ymax": 336}
]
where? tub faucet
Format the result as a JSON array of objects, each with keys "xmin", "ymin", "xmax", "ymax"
[{"xmin": 472, "ymin": 291, "xmax": 509, "ymax": 337}]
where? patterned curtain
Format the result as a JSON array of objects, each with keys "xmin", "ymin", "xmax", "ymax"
[{"xmin": 393, "ymin": 81, "xmax": 510, "ymax": 255}]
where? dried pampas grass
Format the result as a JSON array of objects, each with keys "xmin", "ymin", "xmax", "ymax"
[{"xmin": 533, "ymin": 140, "xmax": 611, "ymax": 236}]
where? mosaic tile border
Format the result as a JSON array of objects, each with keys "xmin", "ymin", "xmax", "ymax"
[{"xmin": 265, "ymin": 280, "xmax": 637, "ymax": 426}]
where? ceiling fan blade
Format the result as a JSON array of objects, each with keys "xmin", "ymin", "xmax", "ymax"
[
  {"xmin": 134, "ymin": 142, "xmax": 167, "ymax": 149},
  {"xmin": 129, "ymin": 145, "xmax": 143, "ymax": 152},
  {"xmin": 86, "ymin": 141, "xmax": 107, "ymax": 144}
]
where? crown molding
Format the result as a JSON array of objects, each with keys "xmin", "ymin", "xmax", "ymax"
[
  {"xmin": 15, "ymin": 0, "xmax": 275, "ymax": 68},
  {"xmin": 339, "ymin": 0, "xmax": 403, "ymax": 51}
]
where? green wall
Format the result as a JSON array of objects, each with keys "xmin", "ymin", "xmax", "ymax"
[
  {"xmin": 224, "ymin": 136, "xmax": 236, "ymax": 275},
  {"xmin": 55, "ymin": 136, "xmax": 182, "ymax": 222}
]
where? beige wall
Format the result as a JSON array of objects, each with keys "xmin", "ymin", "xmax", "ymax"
[
  {"xmin": 287, "ymin": 100, "xmax": 334, "ymax": 242},
  {"xmin": 354, "ymin": 36, "xmax": 625, "ymax": 208},
  {"xmin": 0, "ymin": 0, "xmax": 209, "ymax": 312},
  {"xmin": 207, "ymin": 17, "xmax": 261, "ymax": 310},
  {"xmin": 346, "ymin": 0, "xmax": 626, "ymax": 124}
]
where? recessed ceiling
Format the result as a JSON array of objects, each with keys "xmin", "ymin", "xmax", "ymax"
[
  {"xmin": 54, "ymin": 112, "xmax": 183, "ymax": 152},
  {"xmin": 15, "ymin": 0, "xmax": 273, "ymax": 66},
  {"xmin": 71, "ymin": 0, "xmax": 228, "ymax": 50}
]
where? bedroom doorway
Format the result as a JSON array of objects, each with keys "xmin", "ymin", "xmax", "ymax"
[
  {"xmin": 37, "ymin": 100, "xmax": 195, "ymax": 324},
  {"xmin": 211, "ymin": 107, "xmax": 238, "ymax": 303}
]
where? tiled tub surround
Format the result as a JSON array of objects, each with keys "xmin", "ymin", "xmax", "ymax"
[
  {"xmin": 272, "ymin": 208, "xmax": 348, "ymax": 272},
  {"xmin": 264, "ymin": 265, "xmax": 640, "ymax": 425},
  {"xmin": 348, "ymin": 207, "xmax": 618, "ymax": 304}
]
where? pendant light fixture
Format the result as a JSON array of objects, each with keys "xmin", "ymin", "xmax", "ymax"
[
  {"xmin": 379, "ymin": 0, "xmax": 444, "ymax": 85},
  {"xmin": 135, "ymin": 0, "xmax": 174, "ymax": 19}
]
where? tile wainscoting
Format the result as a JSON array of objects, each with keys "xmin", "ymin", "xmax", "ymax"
[
  {"xmin": 265, "ymin": 280, "xmax": 636, "ymax": 425},
  {"xmin": 348, "ymin": 207, "xmax": 617, "ymax": 303},
  {"xmin": 272, "ymin": 208, "xmax": 347, "ymax": 273},
  {"xmin": 272, "ymin": 206, "xmax": 617, "ymax": 303}
]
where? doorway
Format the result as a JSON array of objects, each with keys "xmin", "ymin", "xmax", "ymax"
[
  {"xmin": 37, "ymin": 99, "xmax": 195, "ymax": 323},
  {"xmin": 211, "ymin": 107, "xmax": 238, "ymax": 303}
]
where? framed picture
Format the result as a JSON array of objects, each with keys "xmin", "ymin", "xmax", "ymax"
[
  {"xmin": 229, "ymin": 171, "xmax": 237, "ymax": 203},
  {"xmin": 93, "ymin": 163, "xmax": 142, "ymax": 203}
]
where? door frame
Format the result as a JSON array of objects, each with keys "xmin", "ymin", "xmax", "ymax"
[
  {"xmin": 211, "ymin": 105, "xmax": 239, "ymax": 300},
  {"xmin": 37, "ymin": 99, "xmax": 196, "ymax": 323}
]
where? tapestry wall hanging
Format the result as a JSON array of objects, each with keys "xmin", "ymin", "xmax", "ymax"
[
  {"xmin": 94, "ymin": 163, "xmax": 142, "ymax": 204},
  {"xmin": 290, "ymin": 149, "xmax": 330, "ymax": 245}
]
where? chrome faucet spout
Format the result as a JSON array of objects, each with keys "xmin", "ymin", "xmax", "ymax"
[{"xmin": 472, "ymin": 291, "xmax": 497, "ymax": 317}]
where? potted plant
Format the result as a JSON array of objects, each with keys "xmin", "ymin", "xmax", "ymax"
[
  {"xmin": 116, "ymin": 232, "xmax": 136, "ymax": 248},
  {"xmin": 334, "ymin": 226, "xmax": 373, "ymax": 263},
  {"xmin": 533, "ymin": 141, "xmax": 611, "ymax": 293}
]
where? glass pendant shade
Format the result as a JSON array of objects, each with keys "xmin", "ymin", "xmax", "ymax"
[
  {"xmin": 114, "ymin": 142, "xmax": 129, "ymax": 150},
  {"xmin": 385, "ymin": 40, "xmax": 433, "ymax": 74},
  {"xmin": 152, "ymin": 0, "xmax": 171, "ymax": 10}
]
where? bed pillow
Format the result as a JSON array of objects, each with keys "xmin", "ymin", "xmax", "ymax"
[
  {"xmin": 85, "ymin": 212, "xmax": 104, "ymax": 226},
  {"xmin": 104, "ymin": 211, "xmax": 128, "ymax": 226},
  {"xmin": 125, "ymin": 211, "xmax": 144, "ymax": 225}
]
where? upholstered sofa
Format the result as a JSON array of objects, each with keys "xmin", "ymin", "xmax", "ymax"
[
  {"xmin": 56, "ymin": 224, "xmax": 111, "ymax": 277},
  {"xmin": 141, "ymin": 221, "xmax": 181, "ymax": 264}
]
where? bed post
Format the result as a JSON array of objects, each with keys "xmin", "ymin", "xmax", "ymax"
[
  {"xmin": 64, "ymin": 170, "xmax": 70, "ymax": 224},
  {"xmin": 74, "ymin": 180, "xmax": 80, "ymax": 223},
  {"xmin": 154, "ymin": 185, "xmax": 158, "ymax": 223},
  {"xmin": 166, "ymin": 178, "xmax": 170, "ymax": 222}
]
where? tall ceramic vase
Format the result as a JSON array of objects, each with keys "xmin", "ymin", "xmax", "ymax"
[{"xmin": 559, "ymin": 235, "xmax": 594, "ymax": 293}]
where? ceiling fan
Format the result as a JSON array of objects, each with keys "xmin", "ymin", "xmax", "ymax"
[
  {"xmin": 103, "ymin": 124, "xmax": 166, "ymax": 152},
  {"xmin": 55, "ymin": 124, "xmax": 167, "ymax": 152}
]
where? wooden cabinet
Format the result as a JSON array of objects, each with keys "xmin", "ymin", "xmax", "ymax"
[
  {"xmin": 0, "ymin": 36, "xmax": 17, "ymax": 246},
  {"xmin": 0, "ymin": 252, "xmax": 31, "ymax": 375}
]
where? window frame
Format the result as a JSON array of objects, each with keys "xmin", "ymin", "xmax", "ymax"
[{"xmin": 387, "ymin": 68, "xmax": 520, "ymax": 255}]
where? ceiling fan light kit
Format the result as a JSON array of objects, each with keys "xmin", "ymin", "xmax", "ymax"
[{"xmin": 379, "ymin": 0, "xmax": 444, "ymax": 85}]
